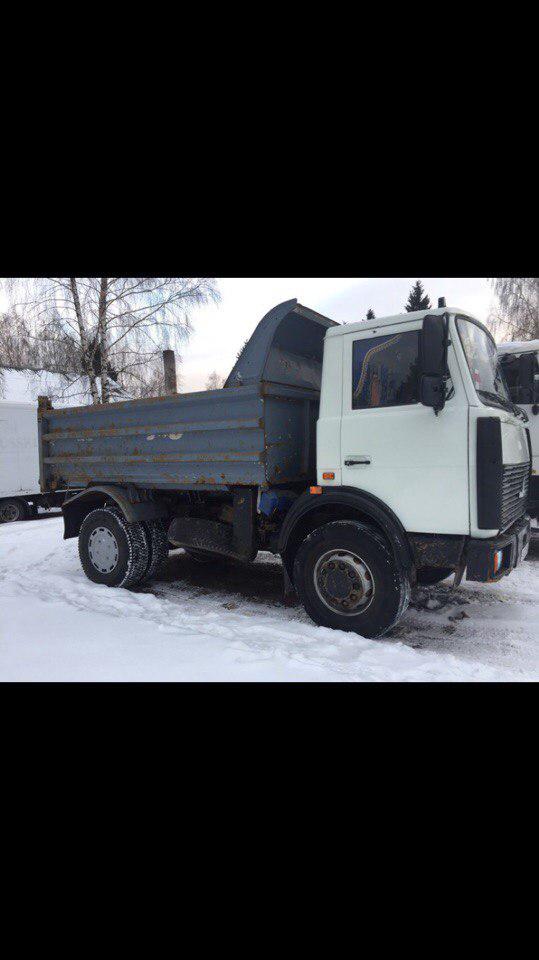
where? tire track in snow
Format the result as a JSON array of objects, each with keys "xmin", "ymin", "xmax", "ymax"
[{"xmin": 2, "ymin": 517, "xmax": 538, "ymax": 681}]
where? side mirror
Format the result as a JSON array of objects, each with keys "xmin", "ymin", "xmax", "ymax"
[{"xmin": 420, "ymin": 314, "xmax": 449, "ymax": 413}]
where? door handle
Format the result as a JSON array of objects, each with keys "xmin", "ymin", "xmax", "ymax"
[{"xmin": 345, "ymin": 458, "xmax": 371, "ymax": 466}]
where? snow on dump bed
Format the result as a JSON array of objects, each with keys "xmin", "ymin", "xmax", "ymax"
[{"xmin": 0, "ymin": 516, "xmax": 538, "ymax": 682}]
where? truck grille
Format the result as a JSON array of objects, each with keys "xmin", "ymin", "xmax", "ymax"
[{"xmin": 500, "ymin": 463, "xmax": 529, "ymax": 532}]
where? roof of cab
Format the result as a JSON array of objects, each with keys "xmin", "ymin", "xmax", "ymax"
[
  {"xmin": 498, "ymin": 339, "xmax": 539, "ymax": 355},
  {"xmin": 326, "ymin": 306, "xmax": 477, "ymax": 338}
]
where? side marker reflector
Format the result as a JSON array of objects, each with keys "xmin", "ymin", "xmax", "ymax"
[
  {"xmin": 322, "ymin": 472, "xmax": 335, "ymax": 481},
  {"xmin": 310, "ymin": 486, "xmax": 322, "ymax": 495}
]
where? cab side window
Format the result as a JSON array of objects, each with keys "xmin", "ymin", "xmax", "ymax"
[{"xmin": 352, "ymin": 331, "xmax": 420, "ymax": 410}]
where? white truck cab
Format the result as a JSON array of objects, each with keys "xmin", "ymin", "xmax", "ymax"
[
  {"xmin": 497, "ymin": 339, "xmax": 539, "ymax": 520},
  {"xmin": 318, "ymin": 306, "xmax": 531, "ymax": 586}
]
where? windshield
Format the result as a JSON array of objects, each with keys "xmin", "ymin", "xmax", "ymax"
[{"xmin": 456, "ymin": 318, "xmax": 510, "ymax": 403}]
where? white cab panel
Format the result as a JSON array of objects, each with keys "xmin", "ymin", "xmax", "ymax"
[
  {"xmin": 501, "ymin": 419, "xmax": 531, "ymax": 465},
  {"xmin": 317, "ymin": 334, "xmax": 343, "ymax": 486},
  {"xmin": 339, "ymin": 321, "xmax": 470, "ymax": 535}
]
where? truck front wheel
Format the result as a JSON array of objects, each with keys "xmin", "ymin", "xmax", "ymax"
[
  {"xmin": 79, "ymin": 508, "xmax": 149, "ymax": 589},
  {"xmin": 293, "ymin": 520, "xmax": 410, "ymax": 639}
]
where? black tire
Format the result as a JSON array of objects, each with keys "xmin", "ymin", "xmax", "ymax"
[
  {"xmin": 142, "ymin": 519, "xmax": 170, "ymax": 582},
  {"xmin": 0, "ymin": 499, "xmax": 28, "ymax": 523},
  {"xmin": 416, "ymin": 567, "xmax": 454, "ymax": 586},
  {"xmin": 293, "ymin": 520, "xmax": 410, "ymax": 639},
  {"xmin": 79, "ymin": 507, "xmax": 149, "ymax": 589}
]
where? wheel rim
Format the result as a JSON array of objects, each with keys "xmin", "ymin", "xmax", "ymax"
[
  {"xmin": 88, "ymin": 526, "xmax": 119, "ymax": 574},
  {"xmin": 1, "ymin": 502, "xmax": 21, "ymax": 522},
  {"xmin": 314, "ymin": 549, "xmax": 375, "ymax": 616}
]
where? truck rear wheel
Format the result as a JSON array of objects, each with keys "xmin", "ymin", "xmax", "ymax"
[
  {"xmin": 0, "ymin": 499, "xmax": 28, "ymax": 523},
  {"xmin": 142, "ymin": 519, "xmax": 170, "ymax": 582},
  {"xmin": 293, "ymin": 520, "xmax": 410, "ymax": 639},
  {"xmin": 79, "ymin": 508, "xmax": 149, "ymax": 589}
]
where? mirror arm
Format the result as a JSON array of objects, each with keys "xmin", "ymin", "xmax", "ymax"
[{"xmin": 434, "ymin": 314, "xmax": 451, "ymax": 415}]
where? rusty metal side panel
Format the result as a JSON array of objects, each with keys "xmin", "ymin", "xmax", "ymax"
[
  {"xmin": 40, "ymin": 385, "xmax": 267, "ymax": 491},
  {"xmin": 39, "ymin": 381, "xmax": 322, "ymax": 493},
  {"xmin": 263, "ymin": 383, "xmax": 320, "ymax": 485}
]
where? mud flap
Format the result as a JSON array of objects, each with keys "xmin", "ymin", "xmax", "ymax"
[{"xmin": 282, "ymin": 563, "xmax": 298, "ymax": 606}]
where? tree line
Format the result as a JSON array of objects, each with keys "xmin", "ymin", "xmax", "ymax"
[
  {"xmin": 362, "ymin": 278, "xmax": 432, "ymax": 321},
  {"xmin": 0, "ymin": 278, "xmax": 219, "ymax": 403},
  {"xmin": 362, "ymin": 278, "xmax": 538, "ymax": 341}
]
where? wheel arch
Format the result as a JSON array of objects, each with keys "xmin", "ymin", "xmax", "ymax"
[
  {"xmin": 62, "ymin": 485, "xmax": 167, "ymax": 540},
  {"xmin": 278, "ymin": 487, "xmax": 414, "ymax": 580}
]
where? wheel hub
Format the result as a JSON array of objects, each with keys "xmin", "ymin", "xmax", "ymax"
[
  {"xmin": 314, "ymin": 550, "xmax": 375, "ymax": 616},
  {"xmin": 1, "ymin": 502, "xmax": 20, "ymax": 522},
  {"xmin": 88, "ymin": 526, "xmax": 119, "ymax": 574}
]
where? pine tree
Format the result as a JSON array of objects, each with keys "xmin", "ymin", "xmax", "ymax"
[
  {"xmin": 405, "ymin": 280, "xmax": 431, "ymax": 313},
  {"xmin": 366, "ymin": 309, "xmax": 376, "ymax": 320}
]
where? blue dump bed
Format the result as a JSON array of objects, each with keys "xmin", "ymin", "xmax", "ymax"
[{"xmin": 38, "ymin": 300, "xmax": 338, "ymax": 494}]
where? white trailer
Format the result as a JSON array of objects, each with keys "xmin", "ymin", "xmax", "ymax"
[{"xmin": 0, "ymin": 401, "xmax": 65, "ymax": 522}]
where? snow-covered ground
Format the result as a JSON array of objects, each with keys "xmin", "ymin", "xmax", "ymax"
[{"xmin": 1, "ymin": 515, "xmax": 538, "ymax": 682}]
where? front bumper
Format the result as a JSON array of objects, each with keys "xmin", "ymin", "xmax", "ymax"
[{"xmin": 466, "ymin": 515, "xmax": 531, "ymax": 583}]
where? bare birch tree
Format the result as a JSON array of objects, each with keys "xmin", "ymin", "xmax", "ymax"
[
  {"xmin": 0, "ymin": 308, "xmax": 80, "ymax": 377},
  {"xmin": 489, "ymin": 278, "xmax": 539, "ymax": 342},
  {"xmin": 1, "ymin": 278, "xmax": 219, "ymax": 403}
]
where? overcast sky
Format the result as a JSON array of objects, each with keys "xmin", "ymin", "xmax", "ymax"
[
  {"xmin": 180, "ymin": 277, "xmax": 495, "ymax": 392},
  {"xmin": 0, "ymin": 277, "xmax": 497, "ymax": 394}
]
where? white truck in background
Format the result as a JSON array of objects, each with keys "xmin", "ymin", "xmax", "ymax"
[
  {"xmin": 0, "ymin": 401, "xmax": 66, "ymax": 522},
  {"xmin": 498, "ymin": 340, "xmax": 539, "ymax": 521}
]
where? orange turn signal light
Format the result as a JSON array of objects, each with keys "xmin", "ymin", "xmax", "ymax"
[
  {"xmin": 322, "ymin": 472, "xmax": 335, "ymax": 481},
  {"xmin": 310, "ymin": 486, "xmax": 322, "ymax": 495}
]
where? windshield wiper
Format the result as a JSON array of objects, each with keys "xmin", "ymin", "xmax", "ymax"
[
  {"xmin": 478, "ymin": 389, "xmax": 509, "ymax": 410},
  {"xmin": 478, "ymin": 390, "xmax": 528, "ymax": 423}
]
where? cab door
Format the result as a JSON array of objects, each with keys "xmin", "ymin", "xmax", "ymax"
[{"xmin": 340, "ymin": 321, "xmax": 469, "ymax": 535}]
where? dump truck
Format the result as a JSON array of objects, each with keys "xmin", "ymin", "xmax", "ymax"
[
  {"xmin": 38, "ymin": 299, "xmax": 532, "ymax": 638},
  {"xmin": 498, "ymin": 339, "xmax": 539, "ymax": 520}
]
